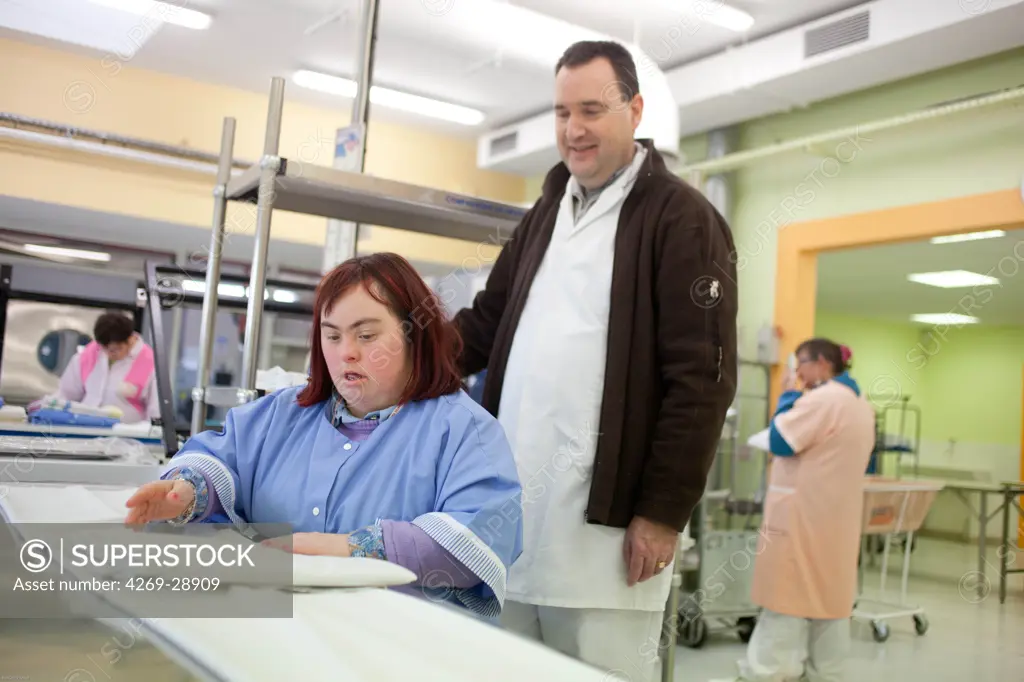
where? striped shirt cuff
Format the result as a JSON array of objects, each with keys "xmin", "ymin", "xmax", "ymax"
[{"xmin": 412, "ymin": 512, "xmax": 507, "ymax": 619}]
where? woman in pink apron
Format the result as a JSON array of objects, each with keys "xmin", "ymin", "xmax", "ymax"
[
  {"xmin": 55, "ymin": 311, "xmax": 158, "ymax": 423},
  {"xmin": 716, "ymin": 339, "xmax": 875, "ymax": 682}
]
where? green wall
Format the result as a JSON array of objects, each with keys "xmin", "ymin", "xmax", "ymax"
[
  {"xmin": 693, "ymin": 46, "xmax": 1024, "ymax": 359},
  {"xmin": 816, "ymin": 312, "xmax": 1024, "ymax": 448},
  {"xmin": 916, "ymin": 323, "xmax": 1024, "ymax": 446}
]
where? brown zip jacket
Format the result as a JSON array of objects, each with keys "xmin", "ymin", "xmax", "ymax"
[{"xmin": 453, "ymin": 139, "xmax": 738, "ymax": 532}]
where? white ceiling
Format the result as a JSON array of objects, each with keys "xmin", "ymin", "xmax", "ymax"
[
  {"xmin": 0, "ymin": 0, "xmax": 870, "ymax": 137},
  {"xmin": 817, "ymin": 228, "xmax": 1024, "ymax": 328}
]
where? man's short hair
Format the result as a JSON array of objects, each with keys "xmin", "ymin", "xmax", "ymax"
[
  {"xmin": 555, "ymin": 40, "xmax": 641, "ymax": 104},
  {"xmin": 94, "ymin": 311, "xmax": 135, "ymax": 346}
]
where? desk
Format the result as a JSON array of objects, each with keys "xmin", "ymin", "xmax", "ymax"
[{"xmin": 930, "ymin": 480, "xmax": 1024, "ymax": 603}]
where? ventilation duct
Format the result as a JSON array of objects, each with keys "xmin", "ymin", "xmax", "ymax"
[
  {"xmin": 664, "ymin": 0, "xmax": 1024, "ymax": 138},
  {"xmin": 804, "ymin": 10, "xmax": 870, "ymax": 58}
]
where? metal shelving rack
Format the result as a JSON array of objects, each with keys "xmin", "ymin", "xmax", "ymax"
[
  {"xmin": 870, "ymin": 395, "xmax": 922, "ymax": 478},
  {"xmin": 142, "ymin": 261, "xmax": 319, "ymax": 456},
  {"xmin": 187, "ymin": 78, "xmax": 527, "ymax": 443}
]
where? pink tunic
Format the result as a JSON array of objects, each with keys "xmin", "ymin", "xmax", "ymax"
[{"xmin": 750, "ymin": 378, "xmax": 875, "ymax": 620}]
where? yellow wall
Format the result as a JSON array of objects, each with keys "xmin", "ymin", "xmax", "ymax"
[{"xmin": 0, "ymin": 38, "xmax": 525, "ymax": 267}]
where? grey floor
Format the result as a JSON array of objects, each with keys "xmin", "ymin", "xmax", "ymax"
[{"xmin": 670, "ymin": 537, "xmax": 1024, "ymax": 682}]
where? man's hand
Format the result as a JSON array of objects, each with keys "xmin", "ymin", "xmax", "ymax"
[
  {"xmin": 262, "ymin": 533, "xmax": 351, "ymax": 558},
  {"xmin": 781, "ymin": 366, "xmax": 798, "ymax": 392},
  {"xmin": 623, "ymin": 516, "xmax": 678, "ymax": 587}
]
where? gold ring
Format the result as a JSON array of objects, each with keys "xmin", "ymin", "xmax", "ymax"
[{"xmin": 657, "ymin": 561, "xmax": 667, "ymax": 569}]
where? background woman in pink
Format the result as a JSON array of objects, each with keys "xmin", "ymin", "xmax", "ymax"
[{"xmin": 718, "ymin": 338, "xmax": 875, "ymax": 682}]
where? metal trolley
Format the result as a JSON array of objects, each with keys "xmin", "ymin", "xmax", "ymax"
[
  {"xmin": 676, "ymin": 488, "xmax": 762, "ymax": 649},
  {"xmin": 853, "ymin": 476, "xmax": 944, "ymax": 643},
  {"xmin": 675, "ymin": 361, "xmax": 773, "ymax": 648}
]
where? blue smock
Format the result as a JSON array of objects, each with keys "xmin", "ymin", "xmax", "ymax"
[{"xmin": 162, "ymin": 386, "xmax": 523, "ymax": 619}]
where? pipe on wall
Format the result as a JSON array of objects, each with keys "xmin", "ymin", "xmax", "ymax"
[
  {"xmin": 704, "ymin": 128, "xmax": 735, "ymax": 222},
  {"xmin": 0, "ymin": 126, "xmax": 243, "ymax": 178},
  {"xmin": 704, "ymin": 127, "xmax": 735, "ymax": 493},
  {"xmin": 0, "ymin": 112, "xmax": 253, "ymax": 169},
  {"xmin": 679, "ymin": 85, "xmax": 1024, "ymax": 175}
]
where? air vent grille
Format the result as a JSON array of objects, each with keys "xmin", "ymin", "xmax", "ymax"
[
  {"xmin": 804, "ymin": 11, "xmax": 870, "ymax": 59},
  {"xmin": 489, "ymin": 131, "xmax": 518, "ymax": 157}
]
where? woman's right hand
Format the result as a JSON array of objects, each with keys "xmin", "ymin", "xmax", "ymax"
[{"xmin": 124, "ymin": 479, "xmax": 195, "ymax": 525}]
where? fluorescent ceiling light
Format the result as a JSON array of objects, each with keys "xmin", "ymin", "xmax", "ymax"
[
  {"xmin": 906, "ymin": 270, "xmax": 999, "ymax": 288},
  {"xmin": 686, "ymin": 1, "xmax": 754, "ymax": 32},
  {"xmin": 88, "ymin": 0, "xmax": 212, "ymax": 30},
  {"xmin": 181, "ymin": 280, "xmax": 246, "ymax": 298},
  {"xmin": 179, "ymin": 281, "xmax": 300, "ymax": 302},
  {"xmin": 930, "ymin": 230, "xmax": 1006, "ymax": 244},
  {"xmin": 292, "ymin": 70, "xmax": 485, "ymax": 126},
  {"xmin": 910, "ymin": 313, "xmax": 980, "ymax": 325},
  {"xmin": 272, "ymin": 289, "xmax": 299, "ymax": 304},
  {"xmin": 24, "ymin": 244, "xmax": 111, "ymax": 262}
]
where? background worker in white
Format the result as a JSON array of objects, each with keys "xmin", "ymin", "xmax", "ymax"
[
  {"xmin": 56, "ymin": 311, "xmax": 160, "ymax": 423},
  {"xmin": 713, "ymin": 339, "xmax": 875, "ymax": 682},
  {"xmin": 453, "ymin": 41, "xmax": 738, "ymax": 681}
]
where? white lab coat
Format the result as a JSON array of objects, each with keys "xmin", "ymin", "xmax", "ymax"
[{"xmin": 498, "ymin": 145, "xmax": 674, "ymax": 612}]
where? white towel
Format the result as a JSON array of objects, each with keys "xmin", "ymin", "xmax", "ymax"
[{"xmin": 747, "ymin": 427, "xmax": 771, "ymax": 452}]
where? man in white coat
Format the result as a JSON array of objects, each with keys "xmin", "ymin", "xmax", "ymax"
[{"xmin": 453, "ymin": 41, "xmax": 738, "ymax": 681}]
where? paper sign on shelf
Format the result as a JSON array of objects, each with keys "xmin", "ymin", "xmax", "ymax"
[{"xmin": 322, "ymin": 124, "xmax": 365, "ymax": 274}]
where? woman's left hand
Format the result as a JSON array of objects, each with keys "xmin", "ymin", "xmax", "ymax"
[{"xmin": 262, "ymin": 532, "xmax": 351, "ymax": 558}]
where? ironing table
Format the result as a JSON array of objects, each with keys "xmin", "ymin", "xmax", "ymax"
[
  {"xmin": 0, "ymin": 423, "xmax": 163, "ymax": 488},
  {"xmin": 0, "ymin": 482, "xmax": 620, "ymax": 682}
]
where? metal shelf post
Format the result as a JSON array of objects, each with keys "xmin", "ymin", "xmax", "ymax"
[
  {"xmin": 240, "ymin": 78, "xmax": 286, "ymax": 391},
  {"xmin": 191, "ymin": 117, "xmax": 237, "ymax": 435}
]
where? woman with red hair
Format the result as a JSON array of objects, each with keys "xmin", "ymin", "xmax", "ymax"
[{"xmin": 124, "ymin": 253, "xmax": 523, "ymax": 620}]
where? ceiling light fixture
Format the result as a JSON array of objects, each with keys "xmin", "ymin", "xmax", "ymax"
[
  {"xmin": 686, "ymin": 1, "xmax": 754, "ymax": 32},
  {"xmin": 910, "ymin": 313, "xmax": 980, "ymax": 325},
  {"xmin": 930, "ymin": 230, "xmax": 1006, "ymax": 245},
  {"xmin": 906, "ymin": 270, "xmax": 999, "ymax": 288},
  {"xmin": 88, "ymin": 0, "xmax": 213, "ymax": 30},
  {"xmin": 23, "ymin": 244, "xmax": 112, "ymax": 262},
  {"xmin": 181, "ymin": 280, "xmax": 246, "ymax": 298},
  {"xmin": 292, "ymin": 70, "xmax": 486, "ymax": 126},
  {"xmin": 272, "ymin": 289, "xmax": 299, "ymax": 304}
]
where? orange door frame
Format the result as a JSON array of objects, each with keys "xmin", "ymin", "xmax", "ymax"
[{"xmin": 770, "ymin": 186, "xmax": 1024, "ymax": 429}]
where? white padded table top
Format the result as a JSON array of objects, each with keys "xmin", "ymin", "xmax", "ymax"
[
  {"xmin": 0, "ymin": 482, "xmax": 416, "ymax": 588},
  {"xmin": 0, "ymin": 482, "xmax": 615, "ymax": 681}
]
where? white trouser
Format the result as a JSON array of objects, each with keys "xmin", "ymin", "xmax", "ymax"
[
  {"xmin": 737, "ymin": 609, "xmax": 849, "ymax": 682},
  {"xmin": 501, "ymin": 600, "xmax": 665, "ymax": 682}
]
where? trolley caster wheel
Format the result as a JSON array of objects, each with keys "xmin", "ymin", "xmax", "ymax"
[
  {"xmin": 871, "ymin": 621, "xmax": 890, "ymax": 643},
  {"xmin": 680, "ymin": 617, "xmax": 708, "ymax": 649},
  {"xmin": 913, "ymin": 614, "xmax": 928, "ymax": 635},
  {"xmin": 737, "ymin": 617, "xmax": 756, "ymax": 643}
]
